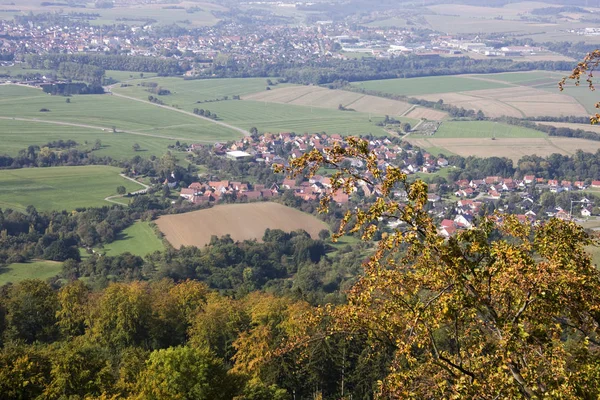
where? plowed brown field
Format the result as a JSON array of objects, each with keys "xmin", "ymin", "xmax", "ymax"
[{"xmin": 156, "ymin": 202, "xmax": 329, "ymax": 248}]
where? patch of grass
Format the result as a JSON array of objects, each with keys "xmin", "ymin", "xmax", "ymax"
[
  {"xmin": 0, "ymin": 118, "xmax": 180, "ymax": 160},
  {"xmin": 0, "ymin": 166, "xmax": 144, "ymax": 212},
  {"xmin": 0, "ymin": 260, "xmax": 62, "ymax": 286},
  {"xmin": 352, "ymin": 76, "xmax": 510, "ymax": 96},
  {"xmin": 204, "ymin": 100, "xmax": 388, "ymax": 136},
  {"xmin": 0, "ymin": 85, "xmax": 242, "ymax": 147},
  {"xmin": 0, "ymin": 64, "xmax": 53, "ymax": 78},
  {"xmin": 112, "ymin": 77, "xmax": 276, "ymax": 106},
  {"xmin": 541, "ymin": 82, "xmax": 600, "ymax": 114},
  {"xmin": 470, "ymin": 71, "xmax": 564, "ymax": 84},
  {"xmin": 105, "ymin": 70, "xmax": 158, "ymax": 82},
  {"xmin": 102, "ymin": 221, "xmax": 164, "ymax": 257},
  {"xmin": 413, "ymin": 121, "xmax": 546, "ymax": 139}
]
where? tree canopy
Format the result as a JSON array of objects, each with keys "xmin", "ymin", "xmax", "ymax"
[{"xmin": 280, "ymin": 136, "xmax": 600, "ymax": 398}]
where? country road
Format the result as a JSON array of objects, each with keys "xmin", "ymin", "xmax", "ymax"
[
  {"xmin": 104, "ymin": 174, "xmax": 150, "ymax": 205},
  {"xmin": 0, "ymin": 116, "xmax": 213, "ymax": 142},
  {"xmin": 106, "ymin": 85, "xmax": 250, "ymax": 137}
]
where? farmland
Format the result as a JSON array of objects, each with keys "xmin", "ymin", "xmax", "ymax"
[
  {"xmin": 0, "ymin": 84, "xmax": 243, "ymax": 159},
  {"xmin": 0, "ymin": 166, "xmax": 144, "ymax": 212},
  {"xmin": 406, "ymin": 120, "xmax": 600, "ymax": 161},
  {"xmin": 352, "ymin": 76, "xmax": 511, "ymax": 96},
  {"xmin": 242, "ymin": 85, "xmax": 414, "ymax": 116},
  {"xmin": 0, "ymin": 1, "xmax": 223, "ymax": 27},
  {"xmin": 423, "ymin": 2, "xmax": 597, "ymax": 44},
  {"xmin": 0, "ymin": 260, "xmax": 62, "ymax": 286},
  {"xmin": 112, "ymin": 77, "xmax": 274, "ymax": 106},
  {"xmin": 407, "ymin": 136, "xmax": 600, "ymax": 161},
  {"xmin": 101, "ymin": 221, "xmax": 164, "ymax": 257},
  {"xmin": 113, "ymin": 79, "xmax": 397, "ymax": 135},
  {"xmin": 353, "ymin": 72, "xmax": 588, "ymax": 119},
  {"xmin": 0, "ymin": 85, "xmax": 241, "ymax": 142},
  {"xmin": 156, "ymin": 202, "xmax": 329, "ymax": 249},
  {"xmin": 411, "ymin": 121, "xmax": 545, "ymax": 139}
]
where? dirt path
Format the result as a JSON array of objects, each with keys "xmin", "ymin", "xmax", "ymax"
[
  {"xmin": 107, "ymin": 85, "xmax": 249, "ymax": 137},
  {"xmin": 104, "ymin": 174, "xmax": 150, "ymax": 205}
]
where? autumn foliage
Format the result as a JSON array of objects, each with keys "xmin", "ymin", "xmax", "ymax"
[{"xmin": 282, "ymin": 137, "xmax": 600, "ymax": 398}]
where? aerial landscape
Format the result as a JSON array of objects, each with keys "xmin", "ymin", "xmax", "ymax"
[{"xmin": 2, "ymin": 0, "xmax": 600, "ymax": 398}]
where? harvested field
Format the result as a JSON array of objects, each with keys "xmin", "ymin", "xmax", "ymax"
[
  {"xmin": 243, "ymin": 86, "xmax": 412, "ymax": 116},
  {"xmin": 156, "ymin": 202, "xmax": 329, "ymax": 249},
  {"xmin": 548, "ymin": 137, "xmax": 600, "ymax": 154},
  {"xmin": 416, "ymin": 86, "xmax": 586, "ymax": 119},
  {"xmin": 406, "ymin": 137, "xmax": 600, "ymax": 162},
  {"xmin": 404, "ymin": 107, "xmax": 448, "ymax": 120}
]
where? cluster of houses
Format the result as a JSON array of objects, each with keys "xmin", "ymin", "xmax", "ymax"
[
  {"xmin": 453, "ymin": 175, "xmax": 600, "ymax": 200},
  {"xmin": 179, "ymin": 180, "xmax": 280, "ymax": 204},
  {"xmin": 437, "ymin": 176, "xmax": 599, "ymax": 237}
]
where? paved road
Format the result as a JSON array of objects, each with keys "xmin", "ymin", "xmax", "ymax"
[
  {"xmin": 106, "ymin": 85, "xmax": 250, "ymax": 137},
  {"xmin": 104, "ymin": 174, "xmax": 150, "ymax": 205}
]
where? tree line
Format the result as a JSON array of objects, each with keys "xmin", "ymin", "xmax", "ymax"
[
  {"xmin": 25, "ymin": 53, "xmax": 183, "ymax": 76},
  {"xmin": 444, "ymin": 150, "xmax": 600, "ymax": 183},
  {"xmin": 194, "ymin": 56, "xmax": 573, "ymax": 85}
]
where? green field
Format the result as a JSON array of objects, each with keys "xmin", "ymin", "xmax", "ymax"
[
  {"xmin": 204, "ymin": 100, "xmax": 388, "ymax": 135},
  {"xmin": 105, "ymin": 70, "xmax": 158, "ymax": 82},
  {"xmin": 113, "ymin": 77, "xmax": 394, "ymax": 135},
  {"xmin": 412, "ymin": 121, "xmax": 546, "ymax": 139},
  {"xmin": 0, "ymin": 166, "xmax": 144, "ymax": 211},
  {"xmin": 0, "ymin": 85, "xmax": 242, "ymax": 160},
  {"xmin": 112, "ymin": 77, "xmax": 276, "ymax": 105},
  {"xmin": 0, "ymin": 119, "xmax": 181, "ymax": 160},
  {"xmin": 0, "ymin": 260, "xmax": 62, "ymax": 286},
  {"xmin": 352, "ymin": 76, "xmax": 510, "ymax": 96},
  {"xmin": 469, "ymin": 71, "xmax": 565, "ymax": 85},
  {"xmin": 102, "ymin": 221, "xmax": 164, "ymax": 257},
  {"xmin": 0, "ymin": 85, "xmax": 241, "ymax": 141}
]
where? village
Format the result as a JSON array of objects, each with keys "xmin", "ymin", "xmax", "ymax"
[
  {"xmin": 0, "ymin": 11, "xmax": 563, "ymax": 80},
  {"xmin": 178, "ymin": 132, "xmax": 600, "ymax": 238}
]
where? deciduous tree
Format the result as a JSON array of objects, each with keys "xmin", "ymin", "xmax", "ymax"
[{"xmin": 282, "ymin": 137, "xmax": 600, "ymax": 398}]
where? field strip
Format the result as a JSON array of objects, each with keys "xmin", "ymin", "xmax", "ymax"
[
  {"xmin": 0, "ymin": 95, "xmax": 46, "ymax": 103},
  {"xmin": 459, "ymin": 92, "xmax": 526, "ymax": 118},
  {"xmin": 545, "ymin": 137, "xmax": 574, "ymax": 155},
  {"xmin": 0, "ymin": 116, "xmax": 211, "ymax": 142},
  {"xmin": 401, "ymin": 105, "xmax": 417, "ymax": 117},
  {"xmin": 343, "ymin": 94, "xmax": 366, "ymax": 109},
  {"xmin": 283, "ymin": 89, "xmax": 321, "ymax": 104},
  {"xmin": 106, "ymin": 87, "xmax": 249, "ymax": 137},
  {"xmin": 465, "ymin": 76, "xmax": 519, "ymax": 86},
  {"xmin": 133, "ymin": 123, "xmax": 198, "ymax": 132}
]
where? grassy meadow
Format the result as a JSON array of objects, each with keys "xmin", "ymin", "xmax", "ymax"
[
  {"xmin": 0, "ymin": 118, "xmax": 179, "ymax": 160},
  {"xmin": 114, "ymin": 79, "xmax": 390, "ymax": 135},
  {"xmin": 0, "ymin": 166, "xmax": 144, "ymax": 212},
  {"xmin": 352, "ymin": 76, "xmax": 510, "ymax": 96},
  {"xmin": 0, "ymin": 260, "xmax": 63, "ymax": 286},
  {"xmin": 102, "ymin": 222, "xmax": 164, "ymax": 257},
  {"xmin": 0, "ymin": 85, "xmax": 241, "ymax": 142},
  {"xmin": 421, "ymin": 121, "xmax": 546, "ymax": 139},
  {"xmin": 113, "ymin": 77, "xmax": 276, "ymax": 105},
  {"xmin": 201, "ymin": 100, "xmax": 388, "ymax": 135}
]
